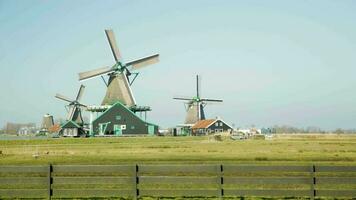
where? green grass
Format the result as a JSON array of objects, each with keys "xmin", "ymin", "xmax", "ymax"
[{"xmin": 0, "ymin": 134, "xmax": 356, "ymax": 165}]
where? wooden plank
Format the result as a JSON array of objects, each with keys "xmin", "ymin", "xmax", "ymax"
[
  {"xmin": 139, "ymin": 176, "xmax": 218, "ymax": 184},
  {"xmin": 310, "ymin": 165, "xmax": 316, "ymax": 200},
  {"xmin": 0, "ymin": 189, "xmax": 47, "ymax": 198},
  {"xmin": 0, "ymin": 166, "xmax": 48, "ymax": 173},
  {"xmin": 217, "ymin": 164, "xmax": 223, "ymax": 198},
  {"xmin": 48, "ymin": 164, "xmax": 52, "ymax": 200},
  {"xmin": 224, "ymin": 165, "xmax": 310, "ymax": 173},
  {"xmin": 317, "ymin": 177, "xmax": 356, "ymax": 184},
  {"xmin": 0, "ymin": 177, "xmax": 47, "ymax": 184},
  {"xmin": 139, "ymin": 165, "xmax": 218, "ymax": 173},
  {"xmin": 133, "ymin": 164, "xmax": 138, "ymax": 200},
  {"xmin": 54, "ymin": 176, "xmax": 133, "ymax": 184},
  {"xmin": 316, "ymin": 190, "xmax": 356, "ymax": 197},
  {"xmin": 53, "ymin": 189, "xmax": 133, "ymax": 197},
  {"xmin": 315, "ymin": 166, "xmax": 356, "ymax": 172},
  {"xmin": 224, "ymin": 189, "xmax": 311, "ymax": 197},
  {"xmin": 224, "ymin": 177, "xmax": 310, "ymax": 184},
  {"xmin": 53, "ymin": 165, "xmax": 133, "ymax": 173},
  {"xmin": 140, "ymin": 189, "xmax": 220, "ymax": 196}
]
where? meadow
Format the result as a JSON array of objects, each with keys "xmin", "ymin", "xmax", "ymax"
[{"xmin": 1, "ymin": 134, "xmax": 356, "ymax": 165}]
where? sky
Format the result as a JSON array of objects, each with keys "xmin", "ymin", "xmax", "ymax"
[{"xmin": 0, "ymin": 0, "xmax": 356, "ymax": 130}]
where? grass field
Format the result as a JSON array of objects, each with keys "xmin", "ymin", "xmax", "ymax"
[{"xmin": 1, "ymin": 134, "xmax": 356, "ymax": 165}]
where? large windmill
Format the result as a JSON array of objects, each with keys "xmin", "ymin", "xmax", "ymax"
[
  {"xmin": 174, "ymin": 75, "xmax": 223, "ymax": 124},
  {"xmin": 78, "ymin": 29, "xmax": 159, "ymax": 109},
  {"xmin": 55, "ymin": 85, "xmax": 87, "ymax": 124}
]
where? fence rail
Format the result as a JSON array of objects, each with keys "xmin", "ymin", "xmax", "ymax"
[{"xmin": 0, "ymin": 164, "xmax": 355, "ymax": 199}]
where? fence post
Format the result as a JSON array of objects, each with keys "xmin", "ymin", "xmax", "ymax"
[
  {"xmin": 133, "ymin": 164, "xmax": 138, "ymax": 200},
  {"xmin": 310, "ymin": 165, "xmax": 316, "ymax": 200},
  {"xmin": 47, "ymin": 164, "xmax": 53, "ymax": 200},
  {"xmin": 217, "ymin": 164, "xmax": 224, "ymax": 198}
]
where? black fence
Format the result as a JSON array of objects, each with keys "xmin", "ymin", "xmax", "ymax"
[{"xmin": 0, "ymin": 164, "xmax": 356, "ymax": 199}]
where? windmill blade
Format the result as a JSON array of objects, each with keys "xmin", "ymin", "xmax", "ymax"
[
  {"xmin": 126, "ymin": 54, "xmax": 159, "ymax": 70},
  {"xmin": 66, "ymin": 106, "xmax": 76, "ymax": 121},
  {"xmin": 78, "ymin": 66, "xmax": 114, "ymax": 81},
  {"xmin": 196, "ymin": 75, "xmax": 201, "ymax": 99},
  {"xmin": 78, "ymin": 103, "xmax": 88, "ymax": 108},
  {"xmin": 75, "ymin": 85, "xmax": 85, "ymax": 101},
  {"xmin": 200, "ymin": 98, "xmax": 223, "ymax": 102},
  {"xmin": 173, "ymin": 97, "xmax": 193, "ymax": 101},
  {"xmin": 55, "ymin": 93, "xmax": 74, "ymax": 103},
  {"xmin": 105, "ymin": 29, "xmax": 122, "ymax": 62}
]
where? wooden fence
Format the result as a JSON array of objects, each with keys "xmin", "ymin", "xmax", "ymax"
[{"xmin": 0, "ymin": 164, "xmax": 355, "ymax": 199}]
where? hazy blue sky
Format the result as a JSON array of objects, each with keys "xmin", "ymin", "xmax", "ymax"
[{"xmin": 0, "ymin": 0, "xmax": 356, "ymax": 130}]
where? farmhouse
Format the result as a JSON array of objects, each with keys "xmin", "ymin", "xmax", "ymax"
[
  {"xmin": 92, "ymin": 102, "xmax": 158, "ymax": 136},
  {"xmin": 60, "ymin": 120, "xmax": 85, "ymax": 137},
  {"xmin": 191, "ymin": 118, "xmax": 233, "ymax": 135}
]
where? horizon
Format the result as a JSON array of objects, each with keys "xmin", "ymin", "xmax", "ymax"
[{"xmin": 1, "ymin": 0, "xmax": 356, "ymax": 130}]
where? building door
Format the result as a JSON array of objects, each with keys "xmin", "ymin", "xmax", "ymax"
[
  {"xmin": 99, "ymin": 122, "xmax": 110, "ymax": 136},
  {"xmin": 114, "ymin": 124, "xmax": 122, "ymax": 136},
  {"xmin": 148, "ymin": 125, "xmax": 155, "ymax": 135}
]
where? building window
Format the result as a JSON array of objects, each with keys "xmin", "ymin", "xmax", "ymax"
[
  {"xmin": 131, "ymin": 125, "xmax": 135, "ymax": 129},
  {"xmin": 215, "ymin": 122, "xmax": 218, "ymax": 126},
  {"xmin": 115, "ymin": 115, "xmax": 121, "ymax": 120},
  {"xmin": 220, "ymin": 122, "xmax": 223, "ymax": 126}
]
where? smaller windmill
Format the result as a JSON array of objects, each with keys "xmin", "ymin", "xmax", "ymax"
[
  {"xmin": 174, "ymin": 75, "xmax": 223, "ymax": 124},
  {"xmin": 55, "ymin": 85, "xmax": 87, "ymax": 124}
]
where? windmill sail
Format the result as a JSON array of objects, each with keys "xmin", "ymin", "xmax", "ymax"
[
  {"xmin": 75, "ymin": 85, "xmax": 85, "ymax": 101},
  {"xmin": 78, "ymin": 66, "xmax": 114, "ymax": 81},
  {"xmin": 105, "ymin": 29, "xmax": 122, "ymax": 62},
  {"xmin": 200, "ymin": 98, "xmax": 223, "ymax": 102},
  {"xmin": 55, "ymin": 94, "xmax": 73, "ymax": 103},
  {"xmin": 126, "ymin": 54, "xmax": 159, "ymax": 70}
]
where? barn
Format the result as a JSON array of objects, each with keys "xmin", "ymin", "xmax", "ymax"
[
  {"xmin": 191, "ymin": 118, "xmax": 233, "ymax": 135},
  {"xmin": 92, "ymin": 102, "xmax": 158, "ymax": 136}
]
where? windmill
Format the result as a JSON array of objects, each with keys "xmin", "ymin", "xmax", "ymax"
[
  {"xmin": 174, "ymin": 75, "xmax": 223, "ymax": 124},
  {"xmin": 55, "ymin": 85, "xmax": 87, "ymax": 124},
  {"xmin": 78, "ymin": 29, "xmax": 159, "ymax": 108}
]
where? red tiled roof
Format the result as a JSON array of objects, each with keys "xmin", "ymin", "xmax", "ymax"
[
  {"xmin": 48, "ymin": 124, "xmax": 61, "ymax": 133},
  {"xmin": 192, "ymin": 119, "xmax": 216, "ymax": 129}
]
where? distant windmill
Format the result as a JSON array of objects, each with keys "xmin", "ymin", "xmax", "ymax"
[
  {"xmin": 78, "ymin": 29, "xmax": 159, "ymax": 107},
  {"xmin": 174, "ymin": 75, "xmax": 223, "ymax": 124},
  {"xmin": 55, "ymin": 85, "xmax": 87, "ymax": 124}
]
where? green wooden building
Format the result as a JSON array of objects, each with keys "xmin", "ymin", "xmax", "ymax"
[{"xmin": 91, "ymin": 102, "xmax": 158, "ymax": 136}]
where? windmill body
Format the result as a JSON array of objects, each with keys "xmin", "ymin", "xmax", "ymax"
[
  {"xmin": 185, "ymin": 101, "xmax": 206, "ymax": 124},
  {"xmin": 102, "ymin": 73, "xmax": 135, "ymax": 106},
  {"xmin": 174, "ymin": 75, "xmax": 222, "ymax": 125}
]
